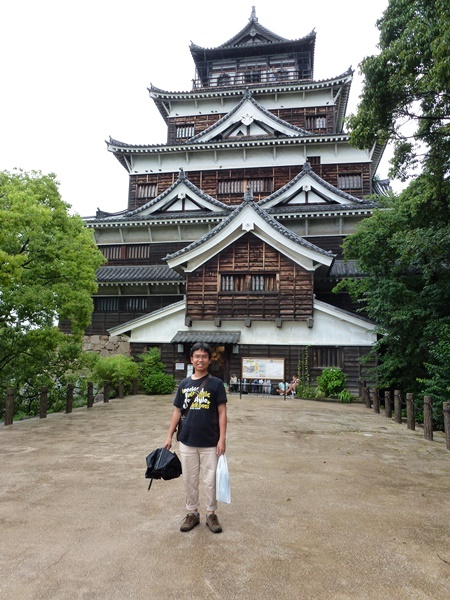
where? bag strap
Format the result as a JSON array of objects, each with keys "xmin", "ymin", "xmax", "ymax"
[{"xmin": 181, "ymin": 374, "xmax": 210, "ymax": 417}]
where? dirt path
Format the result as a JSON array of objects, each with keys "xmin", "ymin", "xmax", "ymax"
[{"xmin": 1, "ymin": 395, "xmax": 449, "ymax": 599}]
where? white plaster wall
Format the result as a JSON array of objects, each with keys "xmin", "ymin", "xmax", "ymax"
[{"xmin": 124, "ymin": 302, "xmax": 376, "ymax": 348}]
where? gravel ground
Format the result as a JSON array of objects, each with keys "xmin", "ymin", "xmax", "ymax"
[{"xmin": 1, "ymin": 394, "xmax": 449, "ymax": 600}]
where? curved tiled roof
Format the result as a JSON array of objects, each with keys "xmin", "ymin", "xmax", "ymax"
[
  {"xmin": 190, "ymin": 8, "xmax": 315, "ymax": 52},
  {"xmin": 96, "ymin": 265, "xmax": 184, "ymax": 283},
  {"xmin": 164, "ymin": 192, "xmax": 334, "ymax": 263}
]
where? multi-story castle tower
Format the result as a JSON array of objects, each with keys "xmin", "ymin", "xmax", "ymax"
[{"xmin": 83, "ymin": 8, "xmax": 384, "ymax": 391}]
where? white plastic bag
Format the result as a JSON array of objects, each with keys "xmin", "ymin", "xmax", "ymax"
[{"xmin": 216, "ymin": 454, "xmax": 231, "ymax": 503}]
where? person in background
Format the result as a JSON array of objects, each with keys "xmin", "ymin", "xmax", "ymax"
[
  {"xmin": 276, "ymin": 381, "xmax": 289, "ymax": 395},
  {"xmin": 164, "ymin": 342, "xmax": 227, "ymax": 534},
  {"xmin": 288, "ymin": 375, "xmax": 299, "ymax": 395}
]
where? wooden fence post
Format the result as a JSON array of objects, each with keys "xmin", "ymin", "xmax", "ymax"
[
  {"xmin": 423, "ymin": 396, "xmax": 433, "ymax": 441},
  {"xmin": 363, "ymin": 386, "xmax": 371, "ymax": 409},
  {"xmin": 132, "ymin": 378, "xmax": 138, "ymax": 395},
  {"xmin": 4, "ymin": 388, "xmax": 15, "ymax": 426},
  {"xmin": 87, "ymin": 382, "xmax": 94, "ymax": 408},
  {"xmin": 39, "ymin": 386, "xmax": 48, "ymax": 419},
  {"xmin": 443, "ymin": 402, "xmax": 450, "ymax": 451},
  {"xmin": 103, "ymin": 381, "xmax": 110, "ymax": 403},
  {"xmin": 359, "ymin": 380, "xmax": 365, "ymax": 402},
  {"xmin": 406, "ymin": 393, "xmax": 415, "ymax": 430},
  {"xmin": 394, "ymin": 390, "xmax": 402, "ymax": 424},
  {"xmin": 118, "ymin": 379, "xmax": 124, "ymax": 399},
  {"xmin": 384, "ymin": 391, "xmax": 392, "ymax": 418},
  {"xmin": 371, "ymin": 389, "xmax": 380, "ymax": 414},
  {"xmin": 66, "ymin": 384, "xmax": 74, "ymax": 414}
]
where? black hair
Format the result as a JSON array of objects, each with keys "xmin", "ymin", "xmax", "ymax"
[{"xmin": 190, "ymin": 342, "xmax": 212, "ymax": 358}]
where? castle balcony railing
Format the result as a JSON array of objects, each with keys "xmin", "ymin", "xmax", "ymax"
[{"xmin": 192, "ymin": 68, "xmax": 313, "ymax": 90}]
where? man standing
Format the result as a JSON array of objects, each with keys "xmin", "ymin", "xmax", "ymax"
[{"xmin": 164, "ymin": 342, "xmax": 227, "ymax": 533}]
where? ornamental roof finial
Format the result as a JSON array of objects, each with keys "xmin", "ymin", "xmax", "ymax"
[
  {"xmin": 243, "ymin": 185, "xmax": 254, "ymax": 202},
  {"xmin": 250, "ymin": 6, "xmax": 258, "ymax": 22},
  {"xmin": 178, "ymin": 168, "xmax": 186, "ymax": 180}
]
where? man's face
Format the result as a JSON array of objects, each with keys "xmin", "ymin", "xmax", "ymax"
[{"xmin": 191, "ymin": 350, "xmax": 211, "ymax": 370}]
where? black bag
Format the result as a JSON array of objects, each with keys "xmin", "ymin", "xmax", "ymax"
[{"xmin": 145, "ymin": 447, "xmax": 182, "ymax": 491}]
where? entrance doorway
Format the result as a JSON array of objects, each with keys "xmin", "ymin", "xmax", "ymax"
[{"xmin": 210, "ymin": 345, "xmax": 225, "ymax": 381}]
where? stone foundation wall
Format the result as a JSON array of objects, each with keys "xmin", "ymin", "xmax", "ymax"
[{"xmin": 83, "ymin": 335, "xmax": 131, "ymax": 357}]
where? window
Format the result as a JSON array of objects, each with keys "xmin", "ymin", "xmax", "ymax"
[
  {"xmin": 137, "ymin": 184, "xmax": 158, "ymax": 199},
  {"xmin": 305, "ymin": 116, "xmax": 327, "ymax": 129},
  {"xmin": 176, "ymin": 125, "xmax": 195, "ymax": 138},
  {"xmin": 311, "ymin": 348, "xmax": 342, "ymax": 368},
  {"xmin": 100, "ymin": 246, "xmax": 125, "ymax": 260},
  {"xmin": 95, "ymin": 298, "xmax": 119, "ymax": 312},
  {"xmin": 337, "ymin": 174, "xmax": 362, "ymax": 189},
  {"xmin": 221, "ymin": 274, "xmax": 277, "ymax": 293},
  {"xmin": 217, "ymin": 178, "xmax": 273, "ymax": 195},
  {"xmin": 126, "ymin": 245, "xmax": 150, "ymax": 260}
]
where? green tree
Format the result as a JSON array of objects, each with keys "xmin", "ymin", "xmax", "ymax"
[
  {"xmin": 0, "ymin": 169, "xmax": 105, "ymax": 416},
  {"xmin": 348, "ymin": 0, "xmax": 450, "ymax": 182},
  {"xmin": 340, "ymin": 0, "xmax": 450, "ymax": 428}
]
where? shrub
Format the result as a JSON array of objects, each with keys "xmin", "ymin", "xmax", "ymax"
[
  {"xmin": 92, "ymin": 354, "xmax": 139, "ymax": 397},
  {"xmin": 338, "ymin": 390, "xmax": 354, "ymax": 404},
  {"xmin": 142, "ymin": 372, "xmax": 176, "ymax": 395},
  {"xmin": 138, "ymin": 347, "xmax": 176, "ymax": 395},
  {"xmin": 138, "ymin": 347, "xmax": 166, "ymax": 380},
  {"xmin": 316, "ymin": 368, "xmax": 347, "ymax": 398}
]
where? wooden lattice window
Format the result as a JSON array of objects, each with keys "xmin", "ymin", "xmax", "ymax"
[
  {"xmin": 217, "ymin": 178, "xmax": 273, "ymax": 195},
  {"xmin": 220, "ymin": 274, "xmax": 277, "ymax": 293},
  {"xmin": 305, "ymin": 116, "xmax": 327, "ymax": 129},
  {"xmin": 94, "ymin": 298, "xmax": 120, "ymax": 312},
  {"xmin": 337, "ymin": 174, "xmax": 362, "ymax": 189},
  {"xmin": 176, "ymin": 125, "xmax": 195, "ymax": 138},
  {"xmin": 310, "ymin": 348, "xmax": 342, "ymax": 368},
  {"xmin": 137, "ymin": 184, "xmax": 158, "ymax": 199}
]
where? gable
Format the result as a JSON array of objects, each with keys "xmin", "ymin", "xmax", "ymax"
[
  {"xmin": 188, "ymin": 93, "xmax": 309, "ymax": 144},
  {"xmin": 166, "ymin": 198, "xmax": 334, "ymax": 273},
  {"xmin": 126, "ymin": 171, "xmax": 230, "ymax": 217},
  {"xmin": 259, "ymin": 163, "xmax": 370, "ymax": 209}
]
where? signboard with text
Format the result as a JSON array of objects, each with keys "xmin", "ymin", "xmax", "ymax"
[{"xmin": 241, "ymin": 357, "xmax": 284, "ymax": 380}]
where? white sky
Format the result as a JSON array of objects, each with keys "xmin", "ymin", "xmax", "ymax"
[{"xmin": 0, "ymin": 0, "xmax": 392, "ymax": 217}]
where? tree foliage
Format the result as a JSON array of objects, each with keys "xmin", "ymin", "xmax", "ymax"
[
  {"xmin": 348, "ymin": 0, "xmax": 450, "ymax": 181},
  {"xmin": 0, "ymin": 170, "xmax": 105, "ymax": 414},
  {"xmin": 342, "ymin": 1, "xmax": 450, "ymax": 429}
]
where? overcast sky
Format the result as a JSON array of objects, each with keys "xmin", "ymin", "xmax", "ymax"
[{"xmin": 1, "ymin": 0, "xmax": 391, "ymax": 217}]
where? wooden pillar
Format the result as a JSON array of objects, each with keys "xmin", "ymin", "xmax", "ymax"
[
  {"xmin": 384, "ymin": 391, "xmax": 392, "ymax": 419},
  {"xmin": 423, "ymin": 396, "xmax": 433, "ymax": 441},
  {"xmin": 103, "ymin": 381, "xmax": 110, "ymax": 403},
  {"xmin": 443, "ymin": 402, "xmax": 450, "ymax": 451},
  {"xmin": 66, "ymin": 384, "xmax": 74, "ymax": 414},
  {"xmin": 39, "ymin": 386, "xmax": 48, "ymax": 419},
  {"xmin": 87, "ymin": 382, "xmax": 94, "ymax": 408},
  {"xmin": 406, "ymin": 393, "xmax": 415, "ymax": 430},
  {"xmin": 4, "ymin": 388, "xmax": 15, "ymax": 426},
  {"xmin": 371, "ymin": 389, "xmax": 379, "ymax": 414},
  {"xmin": 394, "ymin": 390, "xmax": 402, "ymax": 424},
  {"xmin": 118, "ymin": 379, "xmax": 124, "ymax": 399}
]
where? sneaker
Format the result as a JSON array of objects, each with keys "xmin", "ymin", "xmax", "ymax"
[
  {"xmin": 206, "ymin": 513, "xmax": 222, "ymax": 534},
  {"xmin": 180, "ymin": 512, "xmax": 200, "ymax": 532}
]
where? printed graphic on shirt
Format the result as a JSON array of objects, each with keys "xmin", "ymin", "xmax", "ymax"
[{"xmin": 182, "ymin": 385, "xmax": 211, "ymax": 411}]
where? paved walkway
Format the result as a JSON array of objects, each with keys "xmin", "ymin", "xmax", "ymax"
[{"xmin": 1, "ymin": 394, "xmax": 449, "ymax": 600}]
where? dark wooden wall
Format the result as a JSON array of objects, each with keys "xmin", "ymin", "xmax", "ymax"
[
  {"xmin": 185, "ymin": 233, "xmax": 313, "ymax": 321},
  {"xmin": 128, "ymin": 162, "xmax": 371, "ymax": 211},
  {"xmin": 167, "ymin": 105, "xmax": 337, "ymax": 144}
]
